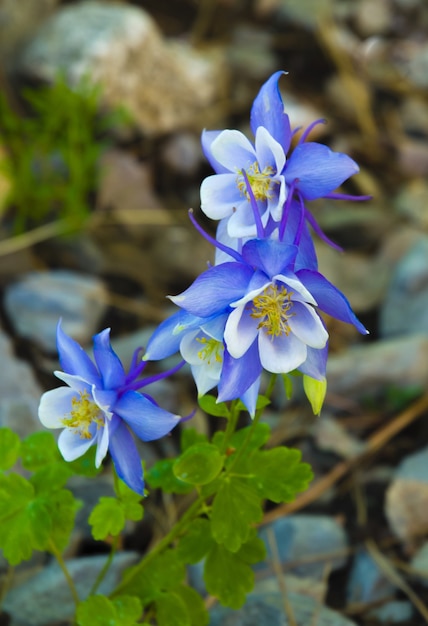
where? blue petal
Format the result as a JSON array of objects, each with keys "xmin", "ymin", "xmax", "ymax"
[
  {"xmin": 93, "ymin": 328, "xmax": 126, "ymax": 390},
  {"xmin": 109, "ymin": 419, "xmax": 144, "ymax": 495},
  {"xmin": 56, "ymin": 321, "xmax": 100, "ymax": 385},
  {"xmin": 279, "ymin": 201, "xmax": 318, "ymax": 270},
  {"xmin": 250, "ymin": 71, "xmax": 292, "ymax": 152},
  {"xmin": 298, "ymin": 344, "xmax": 328, "ymax": 380},
  {"xmin": 240, "ymin": 377, "xmax": 261, "ymax": 418},
  {"xmin": 285, "ymin": 143, "xmax": 359, "ymax": 200},
  {"xmin": 217, "ymin": 341, "xmax": 262, "ymax": 402},
  {"xmin": 113, "ymin": 391, "xmax": 180, "ymax": 441},
  {"xmin": 144, "ymin": 311, "xmax": 205, "ymax": 361},
  {"xmin": 170, "ymin": 263, "xmax": 254, "ymax": 317},
  {"xmin": 201, "ymin": 130, "xmax": 230, "ymax": 174},
  {"xmin": 242, "ymin": 239, "xmax": 298, "ymax": 278},
  {"xmin": 297, "ymin": 269, "xmax": 368, "ymax": 334}
]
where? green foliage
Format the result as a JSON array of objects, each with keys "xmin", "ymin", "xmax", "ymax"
[
  {"xmin": 177, "ymin": 518, "xmax": 214, "ymax": 564},
  {"xmin": 76, "ymin": 595, "xmax": 142, "ymax": 626},
  {"xmin": 180, "ymin": 427, "xmax": 208, "ymax": 451},
  {"xmin": 204, "ymin": 543, "xmax": 255, "ymax": 609},
  {"xmin": 252, "ymin": 446, "xmax": 314, "ymax": 503},
  {"xmin": 146, "ymin": 458, "xmax": 193, "ymax": 494},
  {"xmin": 0, "ymin": 428, "xmax": 20, "ymax": 470},
  {"xmin": 118, "ymin": 550, "xmax": 186, "ymax": 603},
  {"xmin": 0, "ymin": 472, "xmax": 79, "ymax": 564},
  {"xmin": 0, "ymin": 74, "xmax": 128, "ymax": 233},
  {"xmin": 173, "ymin": 443, "xmax": 224, "ymax": 486},
  {"xmin": 20, "ymin": 430, "xmax": 63, "ymax": 470},
  {"xmin": 198, "ymin": 394, "xmax": 231, "ymax": 418},
  {"xmin": 211, "ymin": 477, "xmax": 263, "ymax": 552},
  {"xmin": 89, "ymin": 478, "xmax": 143, "ymax": 540}
]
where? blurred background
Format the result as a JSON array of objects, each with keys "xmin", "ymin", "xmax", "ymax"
[{"xmin": 1, "ymin": 0, "xmax": 428, "ymax": 625}]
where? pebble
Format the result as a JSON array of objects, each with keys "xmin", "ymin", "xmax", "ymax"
[
  {"xmin": 0, "ymin": 326, "xmax": 43, "ymax": 438},
  {"xmin": 17, "ymin": 1, "xmax": 227, "ymax": 136},
  {"xmin": 394, "ymin": 180, "xmax": 428, "ymax": 230},
  {"xmin": 3, "ymin": 552, "xmax": 139, "ymax": 626},
  {"xmin": 4, "ymin": 269, "xmax": 108, "ymax": 352},
  {"xmin": 379, "ymin": 236, "xmax": 428, "ymax": 338},
  {"xmin": 210, "ymin": 592, "xmax": 358, "ymax": 626},
  {"xmin": 410, "ymin": 541, "xmax": 428, "ymax": 586},
  {"xmin": 346, "ymin": 549, "xmax": 395, "ymax": 604},
  {"xmin": 259, "ymin": 514, "xmax": 348, "ymax": 579}
]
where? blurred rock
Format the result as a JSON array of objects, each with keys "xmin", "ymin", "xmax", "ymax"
[
  {"xmin": 355, "ymin": 0, "xmax": 392, "ymax": 37},
  {"xmin": 379, "ymin": 236, "xmax": 428, "ymax": 338},
  {"xmin": 259, "ymin": 514, "xmax": 348, "ymax": 579},
  {"xmin": 0, "ymin": 0, "xmax": 59, "ymax": 63},
  {"xmin": 398, "ymin": 138, "xmax": 428, "ymax": 177},
  {"xmin": 3, "ymin": 552, "xmax": 139, "ymax": 626},
  {"xmin": 394, "ymin": 41, "xmax": 428, "ymax": 90},
  {"xmin": 327, "ymin": 335, "xmax": 428, "ymax": 396},
  {"xmin": 227, "ymin": 25, "xmax": 277, "ymax": 80},
  {"xmin": 0, "ymin": 326, "xmax": 43, "ymax": 437},
  {"xmin": 210, "ymin": 592, "xmax": 358, "ymax": 626},
  {"xmin": 161, "ymin": 132, "xmax": 203, "ymax": 176},
  {"xmin": 314, "ymin": 415, "xmax": 366, "ymax": 459},
  {"xmin": 410, "ymin": 542, "xmax": 428, "ymax": 586},
  {"xmin": 17, "ymin": 1, "xmax": 227, "ymax": 135},
  {"xmin": 385, "ymin": 445, "xmax": 428, "ymax": 542},
  {"xmin": 346, "ymin": 549, "xmax": 395, "ymax": 604},
  {"xmin": 370, "ymin": 600, "xmax": 414, "ymax": 623},
  {"xmin": 98, "ymin": 148, "xmax": 164, "ymax": 213},
  {"xmin": 4, "ymin": 270, "xmax": 108, "ymax": 351},
  {"xmin": 400, "ymin": 96, "xmax": 428, "ymax": 138},
  {"xmin": 394, "ymin": 180, "xmax": 428, "ymax": 229}
]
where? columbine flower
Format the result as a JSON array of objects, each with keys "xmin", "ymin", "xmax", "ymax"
[
  {"xmin": 38, "ymin": 322, "xmax": 182, "ymax": 494},
  {"xmin": 201, "ymin": 71, "xmax": 368, "ymax": 241},
  {"xmin": 146, "ymin": 237, "xmax": 367, "ymax": 407}
]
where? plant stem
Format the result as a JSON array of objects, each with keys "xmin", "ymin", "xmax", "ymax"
[
  {"xmin": 219, "ymin": 400, "xmax": 240, "ymax": 454},
  {"xmin": 111, "ymin": 494, "xmax": 205, "ymax": 598},
  {"xmin": 89, "ymin": 533, "xmax": 120, "ymax": 596},
  {"xmin": 48, "ymin": 539, "xmax": 80, "ymax": 607}
]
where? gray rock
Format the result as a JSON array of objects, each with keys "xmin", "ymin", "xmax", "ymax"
[
  {"xmin": 210, "ymin": 592, "xmax": 358, "ymax": 626},
  {"xmin": 394, "ymin": 445, "xmax": 428, "ymax": 482},
  {"xmin": 3, "ymin": 551, "xmax": 138, "ymax": 626},
  {"xmin": 394, "ymin": 181, "xmax": 428, "ymax": 230},
  {"xmin": 410, "ymin": 541, "xmax": 428, "ymax": 586},
  {"xmin": 259, "ymin": 515, "xmax": 348, "ymax": 579},
  {"xmin": 369, "ymin": 600, "xmax": 414, "ymax": 623},
  {"xmin": 380, "ymin": 236, "xmax": 428, "ymax": 338},
  {"xmin": 0, "ymin": 326, "xmax": 43, "ymax": 437},
  {"xmin": 346, "ymin": 549, "xmax": 395, "ymax": 604},
  {"xmin": 327, "ymin": 335, "xmax": 428, "ymax": 396},
  {"xmin": 18, "ymin": 1, "xmax": 227, "ymax": 135},
  {"xmin": 4, "ymin": 270, "xmax": 108, "ymax": 351}
]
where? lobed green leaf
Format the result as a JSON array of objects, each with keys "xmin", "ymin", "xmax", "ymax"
[
  {"xmin": 76, "ymin": 594, "xmax": 142, "ymax": 626},
  {"xmin": 198, "ymin": 395, "xmax": 230, "ymax": 418},
  {"xmin": 252, "ymin": 447, "xmax": 314, "ymax": 503},
  {"xmin": 204, "ymin": 544, "xmax": 254, "ymax": 609},
  {"xmin": 0, "ymin": 428, "xmax": 20, "ymax": 471},
  {"xmin": 173, "ymin": 444, "xmax": 224, "ymax": 486},
  {"xmin": 146, "ymin": 459, "xmax": 193, "ymax": 494},
  {"xmin": 177, "ymin": 518, "xmax": 214, "ymax": 564}
]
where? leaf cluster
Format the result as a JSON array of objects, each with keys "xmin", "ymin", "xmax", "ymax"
[{"xmin": 0, "ymin": 74, "xmax": 129, "ymax": 233}]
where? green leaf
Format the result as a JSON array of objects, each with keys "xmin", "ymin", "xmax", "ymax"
[
  {"xmin": 211, "ymin": 478, "xmax": 263, "ymax": 552},
  {"xmin": 235, "ymin": 395, "xmax": 271, "ymax": 414},
  {"xmin": 155, "ymin": 591, "xmax": 190, "ymax": 626},
  {"xmin": 76, "ymin": 595, "xmax": 142, "ymax": 626},
  {"xmin": 173, "ymin": 444, "xmax": 224, "ymax": 486},
  {"xmin": 252, "ymin": 447, "xmax": 313, "ymax": 503},
  {"xmin": 303, "ymin": 374, "xmax": 327, "ymax": 415},
  {"xmin": 0, "ymin": 428, "xmax": 20, "ymax": 471},
  {"xmin": 174, "ymin": 585, "xmax": 209, "ymax": 626},
  {"xmin": 229, "ymin": 422, "xmax": 271, "ymax": 453},
  {"xmin": 20, "ymin": 431, "xmax": 61, "ymax": 470},
  {"xmin": 177, "ymin": 518, "xmax": 214, "ymax": 564},
  {"xmin": 0, "ymin": 474, "xmax": 50, "ymax": 564},
  {"xmin": 89, "ymin": 497, "xmax": 126, "ymax": 540},
  {"xmin": 146, "ymin": 459, "xmax": 193, "ymax": 494},
  {"xmin": 113, "ymin": 477, "xmax": 144, "ymax": 522},
  {"xmin": 69, "ymin": 445, "xmax": 102, "ymax": 476},
  {"xmin": 236, "ymin": 529, "xmax": 266, "ymax": 565},
  {"xmin": 198, "ymin": 395, "xmax": 230, "ymax": 418},
  {"xmin": 30, "ymin": 462, "xmax": 72, "ymax": 493},
  {"xmin": 47, "ymin": 488, "xmax": 80, "ymax": 552},
  {"xmin": 119, "ymin": 550, "xmax": 186, "ymax": 602},
  {"xmin": 180, "ymin": 428, "xmax": 208, "ymax": 452},
  {"xmin": 204, "ymin": 544, "xmax": 254, "ymax": 609}
]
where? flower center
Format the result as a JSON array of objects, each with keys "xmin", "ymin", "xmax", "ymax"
[
  {"xmin": 251, "ymin": 285, "xmax": 294, "ymax": 337},
  {"xmin": 62, "ymin": 390, "xmax": 104, "ymax": 439},
  {"xmin": 196, "ymin": 336, "xmax": 223, "ymax": 365},
  {"xmin": 237, "ymin": 162, "xmax": 277, "ymax": 201}
]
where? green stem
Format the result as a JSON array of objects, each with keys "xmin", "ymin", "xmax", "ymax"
[
  {"xmin": 89, "ymin": 533, "xmax": 119, "ymax": 596},
  {"xmin": 48, "ymin": 539, "xmax": 80, "ymax": 607},
  {"xmin": 111, "ymin": 494, "xmax": 205, "ymax": 598},
  {"xmin": 219, "ymin": 400, "xmax": 240, "ymax": 454},
  {"xmin": 226, "ymin": 374, "xmax": 277, "ymax": 474}
]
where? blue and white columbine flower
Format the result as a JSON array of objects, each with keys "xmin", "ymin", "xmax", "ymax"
[
  {"xmin": 38, "ymin": 322, "xmax": 182, "ymax": 494},
  {"xmin": 201, "ymin": 71, "xmax": 367, "ymax": 240}
]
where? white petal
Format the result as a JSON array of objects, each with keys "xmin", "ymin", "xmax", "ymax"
[
  {"xmin": 58, "ymin": 428, "xmax": 95, "ymax": 462},
  {"xmin": 95, "ymin": 423, "xmax": 109, "ymax": 467},
  {"xmin": 54, "ymin": 371, "xmax": 91, "ymax": 392},
  {"xmin": 38, "ymin": 387, "xmax": 79, "ymax": 428},
  {"xmin": 288, "ymin": 302, "xmax": 329, "ymax": 348},
  {"xmin": 180, "ymin": 331, "xmax": 205, "ymax": 366},
  {"xmin": 274, "ymin": 273, "xmax": 317, "ymax": 305},
  {"xmin": 191, "ymin": 364, "xmax": 220, "ymax": 396},
  {"xmin": 200, "ymin": 174, "xmax": 242, "ymax": 220},
  {"xmin": 258, "ymin": 330, "xmax": 307, "ymax": 374},
  {"xmin": 224, "ymin": 307, "xmax": 259, "ymax": 359},
  {"xmin": 211, "ymin": 130, "xmax": 257, "ymax": 171},
  {"xmin": 255, "ymin": 126, "xmax": 286, "ymax": 173}
]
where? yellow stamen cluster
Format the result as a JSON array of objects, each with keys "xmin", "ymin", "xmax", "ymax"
[
  {"xmin": 62, "ymin": 390, "xmax": 104, "ymax": 439},
  {"xmin": 196, "ymin": 336, "xmax": 223, "ymax": 365},
  {"xmin": 237, "ymin": 162, "xmax": 278, "ymax": 201},
  {"xmin": 251, "ymin": 285, "xmax": 295, "ymax": 338}
]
